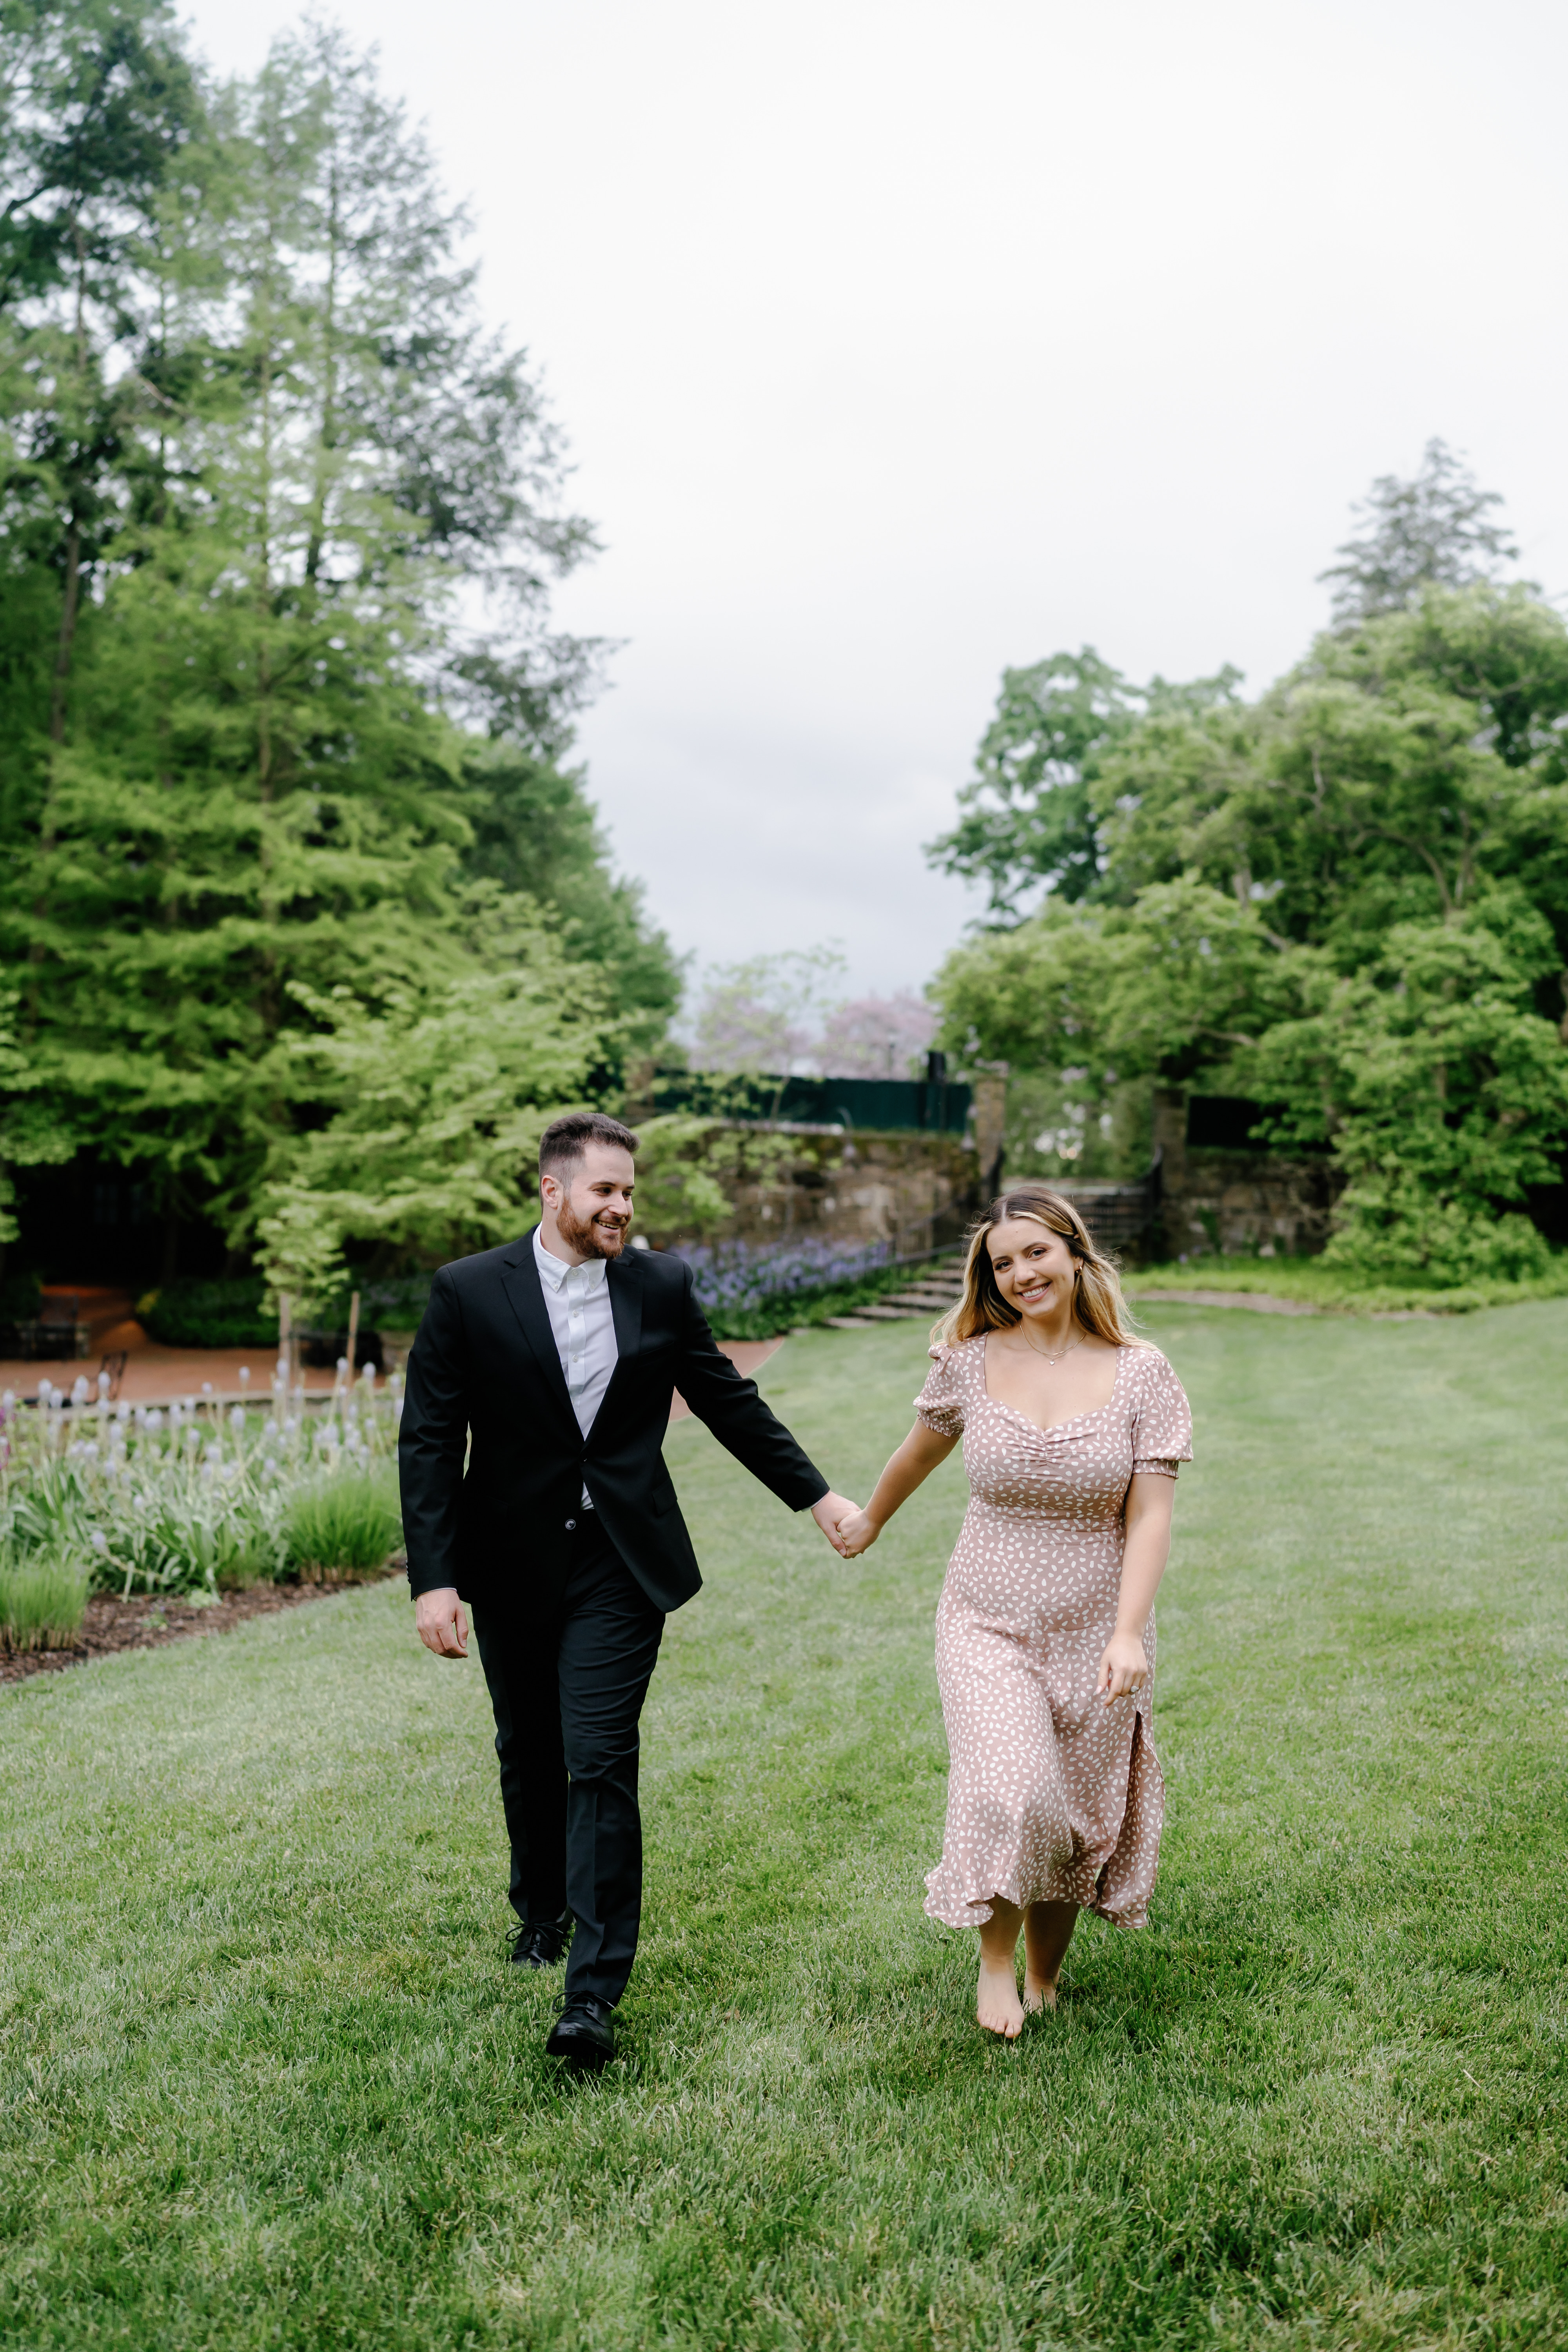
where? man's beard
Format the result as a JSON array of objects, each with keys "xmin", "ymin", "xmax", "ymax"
[{"xmin": 557, "ymin": 1198, "xmax": 628, "ymax": 1260}]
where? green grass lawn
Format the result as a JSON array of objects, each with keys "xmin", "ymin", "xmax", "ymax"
[{"xmin": 3, "ymin": 1305, "xmax": 1567, "ymax": 2349}]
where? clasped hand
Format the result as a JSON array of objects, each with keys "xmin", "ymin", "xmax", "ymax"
[
  {"xmin": 833, "ymin": 1507, "xmax": 879, "ymax": 1557},
  {"xmin": 810, "ymin": 1491, "xmax": 866, "ymax": 1557}
]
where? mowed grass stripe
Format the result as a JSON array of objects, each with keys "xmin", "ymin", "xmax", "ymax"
[{"xmin": 2, "ymin": 1305, "xmax": 1566, "ymax": 2348}]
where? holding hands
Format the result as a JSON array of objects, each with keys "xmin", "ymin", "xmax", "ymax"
[
  {"xmin": 809, "ymin": 1490, "xmax": 865, "ymax": 1557},
  {"xmin": 834, "ymin": 1507, "xmax": 880, "ymax": 1557}
]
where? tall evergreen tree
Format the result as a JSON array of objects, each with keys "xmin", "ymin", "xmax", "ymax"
[
  {"xmin": 1319, "ymin": 438, "xmax": 1519, "ymax": 628},
  {"xmin": 0, "ymin": 15, "xmax": 673, "ymax": 1281}
]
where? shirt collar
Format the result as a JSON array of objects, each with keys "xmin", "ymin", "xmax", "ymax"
[{"xmin": 533, "ymin": 1225, "xmax": 608, "ymax": 1292}]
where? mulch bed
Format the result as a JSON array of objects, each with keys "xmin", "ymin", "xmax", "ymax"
[{"xmin": 1, "ymin": 1560, "xmax": 407, "ymax": 1686}]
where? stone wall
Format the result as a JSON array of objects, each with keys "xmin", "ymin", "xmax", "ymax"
[
  {"xmin": 1152, "ymin": 1089, "xmax": 1337, "ymax": 1259},
  {"xmin": 653, "ymin": 1125, "xmax": 981, "ymax": 1257}
]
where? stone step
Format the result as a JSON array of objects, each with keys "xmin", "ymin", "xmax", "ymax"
[{"xmin": 824, "ymin": 1315, "xmax": 880, "ymax": 1330}]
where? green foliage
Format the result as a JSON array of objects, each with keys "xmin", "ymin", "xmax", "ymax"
[
  {"xmin": 0, "ymin": 13, "xmax": 673, "ymax": 1281},
  {"xmin": 629, "ymin": 1114, "xmax": 800, "ymax": 1247},
  {"xmin": 1248, "ymin": 917, "xmax": 1568, "ymax": 1284},
  {"xmin": 927, "ymin": 649, "xmax": 1243, "ymax": 919},
  {"xmin": 1319, "ymin": 436, "xmax": 1519, "ymax": 626},
  {"xmin": 937, "ymin": 878, "xmax": 1301, "ymax": 1089},
  {"xmin": 999, "ymin": 1067, "xmax": 1152, "ymax": 1185},
  {"xmin": 459, "ymin": 743, "xmax": 679, "ymax": 1048},
  {"xmin": 0, "ymin": 1552, "xmax": 87, "ymax": 1651},
  {"xmin": 284, "ymin": 1468, "xmax": 401, "ymax": 1578},
  {"xmin": 255, "ymin": 907, "xmax": 611, "ymax": 1308},
  {"xmin": 138, "ymin": 1276, "xmax": 276, "ymax": 1348},
  {"xmin": 0, "ymin": 985, "xmax": 74, "ymax": 1248},
  {"xmin": 933, "ymin": 451, "xmax": 1568, "ymax": 1276},
  {"xmin": 0, "ymin": 1375, "xmax": 404, "ymax": 1610}
]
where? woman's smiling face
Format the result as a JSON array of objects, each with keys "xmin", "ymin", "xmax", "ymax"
[{"xmin": 985, "ymin": 1218, "xmax": 1081, "ymax": 1320}]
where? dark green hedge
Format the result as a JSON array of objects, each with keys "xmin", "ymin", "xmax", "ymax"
[{"xmin": 139, "ymin": 1278, "xmax": 278, "ymax": 1350}]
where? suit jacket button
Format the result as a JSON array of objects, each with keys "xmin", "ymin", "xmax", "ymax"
[{"xmin": 565, "ymin": 1518, "xmax": 577, "ymax": 1531}]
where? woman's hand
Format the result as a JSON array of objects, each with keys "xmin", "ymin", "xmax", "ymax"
[
  {"xmin": 836, "ymin": 1509, "xmax": 881, "ymax": 1558},
  {"xmin": 1096, "ymin": 1630, "xmax": 1148, "ymax": 1705}
]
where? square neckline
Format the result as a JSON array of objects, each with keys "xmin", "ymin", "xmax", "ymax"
[{"xmin": 978, "ymin": 1333, "xmax": 1128, "ymax": 1438}]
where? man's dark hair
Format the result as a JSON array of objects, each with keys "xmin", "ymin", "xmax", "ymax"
[{"xmin": 539, "ymin": 1112, "xmax": 640, "ymax": 1182}]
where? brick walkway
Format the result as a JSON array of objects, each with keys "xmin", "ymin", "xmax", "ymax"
[
  {"xmin": 0, "ymin": 1289, "xmax": 339, "ymax": 1406},
  {"xmin": 1, "ymin": 1287, "xmax": 784, "ymax": 1414}
]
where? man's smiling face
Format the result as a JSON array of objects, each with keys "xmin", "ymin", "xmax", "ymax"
[{"xmin": 546, "ymin": 1143, "xmax": 636, "ymax": 1260}]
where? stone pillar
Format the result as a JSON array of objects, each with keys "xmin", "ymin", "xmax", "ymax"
[
  {"xmin": 1152, "ymin": 1087, "xmax": 1187, "ymax": 1193},
  {"xmin": 971, "ymin": 1069, "xmax": 1008, "ymax": 1199},
  {"xmin": 1151, "ymin": 1087, "xmax": 1189, "ymax": 1259}
]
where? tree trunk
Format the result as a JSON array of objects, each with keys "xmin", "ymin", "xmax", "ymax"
[{"xmin": 48, "ymin": 517, "xmax": 82, "ymax": 743}]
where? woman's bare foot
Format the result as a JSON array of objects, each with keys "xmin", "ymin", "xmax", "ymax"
[
  {"xmin": 1022, "ymin": 1899, "xmax": 1079, "ymax": 2017},
  {"xmin": 975, "ymin": 1895, "xmax": 1027, "ymax": 2037},
  {"xmin": 977, "ymin": 1950, "xmax": 1025, "ymax": 2038}
]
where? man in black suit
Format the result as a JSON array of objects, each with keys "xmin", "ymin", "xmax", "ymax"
[{"xmin": 399, "ymin": 1111, "xmax": 858, "ymax": 2069}]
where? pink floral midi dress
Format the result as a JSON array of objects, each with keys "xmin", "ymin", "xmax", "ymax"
[{"xmin": 916, "ymin": 1336, "xmax": 1193, "ymax": 1931}]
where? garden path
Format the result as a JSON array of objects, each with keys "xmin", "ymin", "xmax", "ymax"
[
  {"xmin": 0, "ymin": 1287, "xmax": 342, "ymax": 1406},
  {"xmin": 0, "ymin": 1296, "xmax": 783, "ymax": 1412}
]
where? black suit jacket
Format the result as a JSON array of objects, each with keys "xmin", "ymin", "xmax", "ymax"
[{"xmin": 398, "ymin": 1236, "xmax": 829, "ymax": 1613}]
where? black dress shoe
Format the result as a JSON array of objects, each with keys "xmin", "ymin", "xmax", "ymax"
[
  {"xmin": 510, "ymin": 1910, "xmax": 573, "ymax": 1969},
  {"xmin": 545, "ymin": 1994, "xmax": 615, "ymax": 2069}
]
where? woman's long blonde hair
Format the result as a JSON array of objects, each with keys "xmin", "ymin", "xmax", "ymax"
[{"xmin": 933, "ymin": 1186, "xmax": 1142, "ymax": 1348}]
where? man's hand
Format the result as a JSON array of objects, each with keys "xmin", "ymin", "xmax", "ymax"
[
  {"xmin": 810, "ymin": 1491, "xmax": 862, "ymax": 1557},
  {"xmin": 415, "ymin": 1586, "xmax": 469, "ymax": 1658}
]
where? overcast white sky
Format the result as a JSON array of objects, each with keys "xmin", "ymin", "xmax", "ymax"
[{"xmin": 187, "ymin": 0, "xmax": 1568, "ymax": 1000}]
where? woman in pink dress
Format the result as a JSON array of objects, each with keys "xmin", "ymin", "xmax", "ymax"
[{"xmin": 839, "ymin": 1187, "xmax": 1191, "ymax": 2040}]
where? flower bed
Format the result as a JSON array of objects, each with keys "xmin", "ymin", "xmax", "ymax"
[
  {"xmin": 0, "ymin": 1361, "xmax": 405, "ymax": 1652},
  {"xmin": 673, "ymin": 1238, "xmax": 957, "ymax": 1340}
]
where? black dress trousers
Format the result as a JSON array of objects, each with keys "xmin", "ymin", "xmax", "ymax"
[{"xmin": 471, "ymin": 1514, "xmax": 665, "ymax": 2008}]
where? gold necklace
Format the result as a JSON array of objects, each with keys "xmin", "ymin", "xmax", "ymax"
[{"xmin": 1020, "ymin": 1325, "xmax": 1085, "ymax": 1367}]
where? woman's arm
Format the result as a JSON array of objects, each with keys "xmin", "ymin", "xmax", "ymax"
[
  {"xmin": 837, "ymin": 1422, "xmax": 959, "ymax": 1555},
  {"xmin": 1098, "ymin": 1471, "xmax": 1176, "ymax": 1702}
]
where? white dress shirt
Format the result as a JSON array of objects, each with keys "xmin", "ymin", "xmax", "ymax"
[{"xmin": 533, "ymin": 1225, "xmax": 619, "ymax": 1508}]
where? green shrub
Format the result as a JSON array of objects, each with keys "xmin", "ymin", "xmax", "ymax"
[
  {"xmin": 0, "ymin": 1556, "xmax": 88, "ymax": 1651},
  {"xmin": 285, "ymin": 1471, "xmax": 403, "ymax": 1577},
  {"xmin": 138, "ymin": 1278, "xmax": 279, "ymax": 1350},
  {"xmin": 0, "ymin": 1270, "xmax": 42, "ymax": 1323}
]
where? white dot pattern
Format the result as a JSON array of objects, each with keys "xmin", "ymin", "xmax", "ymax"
[{"xmin": 916, "ymin": 1336, "xmax": 1193, "ymax": 1932}]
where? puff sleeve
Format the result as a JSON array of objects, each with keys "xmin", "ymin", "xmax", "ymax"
[
  {"xmin": 914, "ymin": 1343, "xmax": 966, "ymax": 1437},
  {"xmin": 1129, "ymin": 1348, "xmax": 1193, "ymax": 1478}
]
